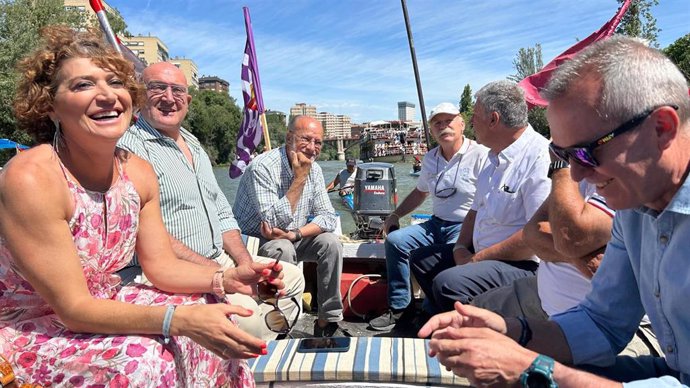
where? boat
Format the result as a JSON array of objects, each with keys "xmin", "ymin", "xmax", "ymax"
[{"xmin": 359, "ymin": 120, "xmax": 427, "ymax": 163}]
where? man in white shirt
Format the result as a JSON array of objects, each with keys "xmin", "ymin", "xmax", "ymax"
[
  {"xmin": 369, "ymin": 103, "xmax": 489, "ymax": 331},
  {"xmin": 410, "ymin": 81, "xmax": 551, "ymax": 314}
]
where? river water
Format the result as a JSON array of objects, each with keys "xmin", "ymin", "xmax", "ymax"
[{"xmin": 214, "ymin": 160, "xmax": 433, "ymax": 235}]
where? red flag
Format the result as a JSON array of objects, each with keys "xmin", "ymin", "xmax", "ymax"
[{"xmin": 519, "ymin": 0, "xmax": 631, "ymax": 108}]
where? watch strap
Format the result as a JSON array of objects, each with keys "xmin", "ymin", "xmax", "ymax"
[
  {"xmin": 547, "ymin": 160, "xmax": 570, "ymax": 178},
  {"xmin": 520, "ymin": 354, "xmax": 558, "ymax": 388},
  {"xmin": 292, "ymin": 228, "xmax": 302, "ymax": 242}
]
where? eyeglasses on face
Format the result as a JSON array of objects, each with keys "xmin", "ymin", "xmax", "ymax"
[
  {"xmin": 549, "ymin": 104, "xmax": 679, "ymax": 168},
  {"xmin": 296, "ymin": 135, "xmax": 323, "ymax": 149},
  {"xmin": 146, "ymin": 81, "xmax": 188, "ymax": 98}
]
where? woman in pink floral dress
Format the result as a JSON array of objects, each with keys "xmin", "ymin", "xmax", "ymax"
[{"xmin": 0, "ymin": 26, "xmax": 284, "ymax": 387}]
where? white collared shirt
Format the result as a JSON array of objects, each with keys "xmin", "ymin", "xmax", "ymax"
[
  {"xmin": 471, "ymin": 125, "xmax": 551, "ymax": 261},
  {"xmin": 417, "ymin": 138, "xmax": 489, "ymax": 222}
]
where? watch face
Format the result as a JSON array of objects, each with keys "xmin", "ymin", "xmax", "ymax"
[{"xmin": 526, "ymin": 372, "xmax": 552, "ymax": 388}]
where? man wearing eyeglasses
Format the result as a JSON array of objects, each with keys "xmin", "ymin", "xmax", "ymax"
[
  {"xmin": 410, "ymin": 80, "xmax": 551, "ymax": 315},
  {"xmin": 118, "ymin": 62, "xmax": 305, "ymax": 341},
  {"xmin": 233, "ymin": 115, "xmax": 345, "ymax": 338},
  {"xmin": 367, "ymin": 102, "xmax": 489, "ymax": 331},
  {"xmin": 418, "ymin": 37, "xmax": 690, "ymax": 387}
]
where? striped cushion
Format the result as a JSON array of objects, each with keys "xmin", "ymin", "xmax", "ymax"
[{"xmin": 247, "ymin": 337, "xmax": 470, "ymax": 386}]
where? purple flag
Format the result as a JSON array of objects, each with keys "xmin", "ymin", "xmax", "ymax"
[{"xmin": 229, "ymin": 7, "xmax": 266, "ymax": 179}]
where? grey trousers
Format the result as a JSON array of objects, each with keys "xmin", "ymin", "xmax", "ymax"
[{"xmin": 258, "ymin": 233, "xmax": 343, "ymax": 323}]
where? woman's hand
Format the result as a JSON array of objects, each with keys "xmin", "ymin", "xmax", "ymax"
[
  {"xmin": 223, "ymin": 261, "xmax": 285, "ymax": 297},
  {"xmin": 172, "ymin": 304, "xmax": 267, "ymax": 359}
]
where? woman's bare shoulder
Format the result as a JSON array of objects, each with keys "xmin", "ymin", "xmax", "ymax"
[
  {"xmin": 0, "ymin": 145, "xmax": 71, "ymax": 219},
  {"xmin": 118, "ymin": 149, "xmax": 159, "ymax": 204}
]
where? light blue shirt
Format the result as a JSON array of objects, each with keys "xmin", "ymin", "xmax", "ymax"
[
  {"xmin": 552, "ymin": 175, "xmax": 690, "ymax": 386},
  {"xmin": 233, "ymin": 146, "xmax": 338, "ymax": 236}
]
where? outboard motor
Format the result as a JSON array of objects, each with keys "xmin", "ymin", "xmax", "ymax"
[{"xmin": 352, "ymin": 162, "xmax": 397, "ymax": 239}]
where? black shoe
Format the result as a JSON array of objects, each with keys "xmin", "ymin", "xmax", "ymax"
[
  {"xmin": 369, "ymin": 309, "xmax": 404, "ymax": 331},
  {"xmin": 313, "ymin": 320, "xmax": 349, "ymax": 337}
]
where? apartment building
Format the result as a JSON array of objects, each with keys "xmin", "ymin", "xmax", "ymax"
[
  {"xmin": 169, "ymin": 57, "xmax": 199, "ymax": 89},
  {"xmin": 397, "ymin": 101, "xmax": 416, "ymax": 122},
  {"xmin": 199, "ymin": 76, "xmax": 229, "ymax": 94},
  {"xmin": 316, "ymin": 112, "xmax": 352, "ymax": 139},
  {"xmin": 289, "ymin": 103, "xmax": 317, "ymax": 120},
  {"xmin": 120, "ymin": 34, "xmax": 169, "ymax": 66}
]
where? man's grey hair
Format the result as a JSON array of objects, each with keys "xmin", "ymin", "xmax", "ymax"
[
  {"xmin": 474, "ymin": 80, "xmax": 528, "ymax": 128},
  {"xmin": 542, "ymin": 35, "xmax": 689, "ymax": 125}
]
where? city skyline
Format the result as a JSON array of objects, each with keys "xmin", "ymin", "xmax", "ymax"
[{"xmin": 112, "ymin": 0, "xmax": 689, "ymax": 123}]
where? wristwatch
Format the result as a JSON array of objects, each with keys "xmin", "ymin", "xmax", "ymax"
[
  {"xmin": 291, "ymin": 228, "xmax": 302, "ymax": 242},
  {"xmin": 520, "ymin": 354, "xmax": 558, "ymax": 388},
  {"xmin": 547, "ymin": 160, "xmax": 570, "ymax": 178}
]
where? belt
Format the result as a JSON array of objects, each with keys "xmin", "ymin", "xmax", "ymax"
[{"xmin": 431, "ymin": 215, "xmax": 461, "ymax": 226}]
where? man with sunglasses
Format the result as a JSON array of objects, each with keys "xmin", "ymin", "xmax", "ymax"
[
  {"xmin": 118, "ymin": 62, "xmax": 305, "ymax": 340},
  {"xmin": 368, "ymin": 102, "xmax": 488, "ymax": 331},
  {"xmin": 418, "ymin": 37, "xmax": 690, "ymax": 387},
  {"xmin": 234, "ymin": 115, "xmax": 345, "ymax": 338},
  {"xmin": 410, "ymin": 80, "xmax": 551, "ymax": 315}
]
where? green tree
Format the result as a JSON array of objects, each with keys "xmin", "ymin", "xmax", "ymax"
[
  {"xmin": 0, "ymin": 0, "xmax": 86, "ymax": 164},
  {"xmin": 106, "ymin": 6, "xmax": 130, "ymax": 37},
  {"xmin": 183, "ymin": 89, "xmax": 242, "ymax": 165},
  {"xmin": 616, "ymin": 0, "xmax": 660, "ymax": 47},
  {"xmin": 458, "ymin": 84, "xmax": 475, "ymax": 139},
  {"xmin": 507, "ymin": 43, "xmax": 549, "ymax": 137},
  {"xmin": 507, "ymin": 43, "xmax": 543, "ymax": 82},
  {"xmin": 262, "ymin": 112, "xmax": 287, "ymax": 150},
  {"xmin": 664, "ymin": 33, "xmax": 690, "ymax": 82}
]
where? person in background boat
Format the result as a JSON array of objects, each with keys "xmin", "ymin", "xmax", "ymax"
[
  {"xmin": 409, "ymin": 81, "xmax": 551, "ymax": 315},
  {"xmin": 117, "ymin": 62, "xmax": 304, "ymax": 341},
  {"xmin": 368, "ymin": 102, "xmax": 489, "ymax": 331},
  {"xmin": 419, "ymin": 36, "xmax": 689, "ymax": 388},
  {"xmin": 233, "ymin": 115, "xmax": 345, "ymax": 338},
  {"xmin": 0, "ymin": 25, "xmax": 272, "ymax": 387},
  {"xmin": 412, "ymin": 155, "xmax": 422, "ymax": 173},
  {"xmin": 326, "ymin": 157, "xmax": 357, "ymax": 196}
]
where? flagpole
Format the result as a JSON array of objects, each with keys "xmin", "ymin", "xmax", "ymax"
[
  {"xmin": 89, "ymin": 0, "xmax": 121, "ymax": 54},
  {"xmin": 400, "ymin": 0, "xmax": 431, "ymax": 149},
  {"xmin": 260, "ymin": 113, "xmax": 271, "ymax": 150}
]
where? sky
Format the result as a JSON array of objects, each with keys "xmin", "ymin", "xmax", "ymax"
[{"xmin": 111, "ymin": 0, "xmax": 689, "ymax": 124}]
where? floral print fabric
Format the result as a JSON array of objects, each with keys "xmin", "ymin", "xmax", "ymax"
[{"xmin": 0, "ymin": 158, "xmax": 254, "ymax": 387}]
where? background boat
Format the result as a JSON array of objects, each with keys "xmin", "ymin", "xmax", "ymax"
[{"xmin": 359, "ymin": 120, "xmax": 427, "ymax": 163}]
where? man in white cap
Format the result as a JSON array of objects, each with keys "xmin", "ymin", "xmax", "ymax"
[
  {"xmin": 369, "ymin": 102, "xmax": 489, "ymax": 331},
  {"xmin": 410, "ymin": 81, "xmax": 551, "ymax": 315}
]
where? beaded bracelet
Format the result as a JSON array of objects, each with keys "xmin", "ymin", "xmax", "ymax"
[
  {"xmin": 162, "ymin": 305, "xmax": 176, "ymax": 345},
  {"xmin": 212, "ymin": 269, "xmax": 226, "ymax": 299}
]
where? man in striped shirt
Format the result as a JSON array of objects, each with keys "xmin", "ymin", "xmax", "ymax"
[
  {"xmin": 118, "ymin": 62, "xmax": 305, "ymax": 340},
  {"xmin": 233, "ymin": 116, "xmax": 345, "ymax": 338}
]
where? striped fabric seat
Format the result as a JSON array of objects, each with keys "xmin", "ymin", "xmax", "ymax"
[{"xmin": 248, "ymin": 337, "xmax": 470, "ymax": 387}]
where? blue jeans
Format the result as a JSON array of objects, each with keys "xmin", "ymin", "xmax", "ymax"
[{"xmin": 385, "ymin": 216, "xmax": 461, "ymax": 310}]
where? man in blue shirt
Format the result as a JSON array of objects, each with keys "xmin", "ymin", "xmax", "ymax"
[{"xmin": 418, "ymin": 36, "xmax": 690, "ymax": 387}]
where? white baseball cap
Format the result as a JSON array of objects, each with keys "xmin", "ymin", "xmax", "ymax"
[{"xmin": 428, "ymin": 102, "xmax": 460, "ymax": 122}]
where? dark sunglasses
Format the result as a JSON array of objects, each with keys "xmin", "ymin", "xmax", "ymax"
[
  {"xmin": 434, "ymin": 149, "xmax": 461, "ymax": 199},
  {"xmin": 257, "ymin": 282, "xmax": 300, "ymax": 334},
  {"xmin": 549, "ymin": 105, "xmax": 679, "ymax": 168}
]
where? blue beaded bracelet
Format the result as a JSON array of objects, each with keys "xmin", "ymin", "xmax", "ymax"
[{"xmin": 162, "ymin": 305, "xmax": 176, "ymax": 344}]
